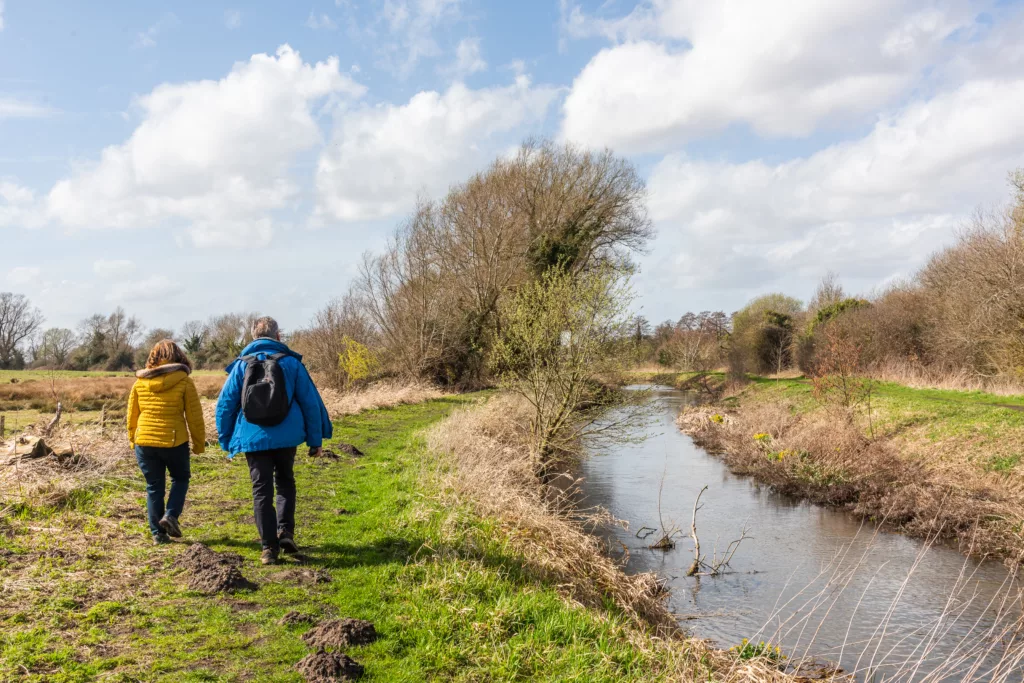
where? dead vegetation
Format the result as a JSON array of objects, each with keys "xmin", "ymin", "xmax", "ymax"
[
  {"xmin": 318, "ymin": 381, "xmax": 444, "ymax": 419},
  {"xmin": 426, "ymin": 393, "xmax": 807, "ymax": 681},
  {"xmin": 0, "ymin": 373, "xmax": 224, "ymax": 412},
  {"xmin": 678, "ymin": 399, "xmax": 1024, "ymax": 567}
]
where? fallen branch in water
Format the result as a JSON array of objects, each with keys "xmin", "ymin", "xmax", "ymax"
[{"xmin": 685, "ymin": 485, "xmax": 753, "ymax": 577}]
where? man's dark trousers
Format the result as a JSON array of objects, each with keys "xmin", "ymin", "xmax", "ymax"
[{"xmin": 244, "ymin": 447, "xmax": 297, "ymax": 550}]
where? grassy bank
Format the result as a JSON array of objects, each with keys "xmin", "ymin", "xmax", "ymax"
[
  {"xmin": 679, "ymin": 375, "xmax": 1024, "ymax": 565},
  {"xmin": 0, "ymin": 394, "xmax": 785, "ymax": 682}
]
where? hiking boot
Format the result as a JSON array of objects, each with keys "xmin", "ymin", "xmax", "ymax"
[
  {"xmin": 279, "ymin": 536, "xmax": 300, "ymax": 555},
  {"xmin": 260, "ymin": 547, "xmax": 280, "ymax": 565},
  {"xmin": 153, "ymin": 532, "xmax": 171, "ymax": 545},
  {"xmin": 159, "ymin": 515, "xmax": 182, "ymax": 538}
]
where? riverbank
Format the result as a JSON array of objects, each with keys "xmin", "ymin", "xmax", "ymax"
[
  {"xmin": 1, "ymin": 392, "xmax": 795, "ymax": 681},
  {"xmin": 678, "ymin": 375, "xmax": 1024, "ymax": 566}
]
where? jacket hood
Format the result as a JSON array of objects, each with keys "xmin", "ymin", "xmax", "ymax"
[
  {"xmin": 135, "ymin": 366, "xmax": 189, "ymax": 393},
  {"xmin": 136, "ymin": 363, "xmax": 191, "ymax": 379},
  {"xmin": 226, "ymin": 339, "xmax": 302, "ymax": 372}
]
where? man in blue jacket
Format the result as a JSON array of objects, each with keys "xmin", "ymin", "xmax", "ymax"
[{"xmin": 216, "ymin": 316, "xmax": 333, "ymax": 565}]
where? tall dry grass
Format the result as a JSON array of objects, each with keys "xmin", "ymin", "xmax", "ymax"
[
  {"xmin": 319, "ymin": 380, "xmax": 445, "ymax": 419},
  {"xmin": 0, "ymin": 422, "xmax": 133, "ymax": 507},
  {"xmin": 678, "ymin": 402, "xmax": 1024, "ymax": 568},
  {"xmin": 426, "ymin": 394, "xmax": 801, "ymax": 682},
  {"xmin": 0, "ymin": 374, "xmax": 225, "ymax": 410},
  {"xmin": 867, "ymin": 359, "xmax": 1024, "ymax": 396}
]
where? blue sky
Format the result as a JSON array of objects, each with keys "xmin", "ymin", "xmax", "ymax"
[{"xmin": 3, "ymin": 0, "xmax": 1024, "ymax": 334}]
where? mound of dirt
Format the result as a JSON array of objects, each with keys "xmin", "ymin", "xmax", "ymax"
[
  {"xmin": 301, "ymin": 618, "xmax": 377, "ymax": 649},
  {"xmin": 311, "ymin": 443, "xmax": 364, "ymax": 459},
  {"xmin": 280, "ymin": 610, "xmax": 316, "ymax": 626},
  {"xmin": 174, "ymin": 543, "xmax": 255, "ymax": 593},
  {"xmin": 295, "ymin": 650, "xmax": 364, "ymax": 682}
]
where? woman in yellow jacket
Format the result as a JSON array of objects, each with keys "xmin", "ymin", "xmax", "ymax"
[{"xmin": 127, "ymin": 339, "xmax": 206, "ymax": 543}]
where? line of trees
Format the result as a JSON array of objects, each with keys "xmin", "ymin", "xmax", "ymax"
[
  {"xmin": 0, "ymin": 303, "xmax": 268, "ymax": 372},
  {"xmin": 639, "ymin": 169, "xmax": 1024, "ymax": 386}
]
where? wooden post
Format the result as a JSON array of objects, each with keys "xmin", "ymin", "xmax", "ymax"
[
  {"xmin": 0, "ymin": 415, "xmax": 5, "ymax": 439},
  {"xmin": 100, "ymin": 405, "xmax": 107, "ymax": 433}
]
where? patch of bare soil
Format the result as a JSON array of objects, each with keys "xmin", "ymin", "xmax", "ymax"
[
  {"xmin": 174, "ymin": 543, "xmax": 256, "ymax": 593},
  {"xmin": 312, "ymin": 443, "xmax": 364, "ymax": 460},
  {"xmin": 273, "ymin": 568, "xmax": 332, "ymax": 585},
  {"xmin": 301, "ymin": 618, "xmax": 377, "ymax": 649},
  {"xmin": 295, "ymin": 649, "xmax": 364, "ymax": 682},
  {"xmin": 280, "ymin": 610, "xmax": 316, "ymax": 626}
]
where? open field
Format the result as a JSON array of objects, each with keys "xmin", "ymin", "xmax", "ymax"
[
  {"xmin": 677, "ymin": 373, "xmax": 1024, "ymax": 564},
  {"xmin": 0, "ymin": 395, "xmax": 791, "ymax": 682},
  {"xmin": 0, "ymin": 371, "xmax": 225, "ymax": 412}
]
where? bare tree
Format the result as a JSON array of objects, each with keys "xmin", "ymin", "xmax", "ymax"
[
  {"xmin": 38, "ymin": 328, "xmax": 77, "ymax": 368},
  {"xmin": 0, "ymin": 292, "xmax": 44, "ymax": 369}
]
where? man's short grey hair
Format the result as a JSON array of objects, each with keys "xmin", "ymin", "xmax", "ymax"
[{"xmin": 251, "ymin": 316, "xmax": 280, "ymax": 340}]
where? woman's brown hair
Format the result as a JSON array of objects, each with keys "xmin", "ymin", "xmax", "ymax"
[{"xmin": 146, "ymin": 339, "xmax": 193, "ymax": 371}]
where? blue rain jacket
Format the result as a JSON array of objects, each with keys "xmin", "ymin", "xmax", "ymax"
[{"xmin": 215, "ymin": 338, "xmax": 333, "ymax": 456}]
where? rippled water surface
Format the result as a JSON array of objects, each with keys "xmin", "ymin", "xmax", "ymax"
[{"xmin": 579, "ymin": 386, "xmax": 1023, "ymax": 681}]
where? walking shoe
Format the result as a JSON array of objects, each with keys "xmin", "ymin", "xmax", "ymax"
[
  {"xmin": 279, "ymin": 536, "xmax": 300, "ymax": 555},
  {"xmin": 158, "ymin": 515, "xmax": 182, "ymax": 538},
  {"xmin": 260, "ymin": 547, "xmax": 280, "ymax": 565},
  {"xmin": 153, "ymin": 532, "xmax": 171, "ymax": 545}
]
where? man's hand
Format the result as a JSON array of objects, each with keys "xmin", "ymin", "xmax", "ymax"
[{"xmin": 309, "ymin": 447, "xmax": 323, "ymax": 458}]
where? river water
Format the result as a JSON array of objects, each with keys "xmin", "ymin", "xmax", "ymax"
[{"xmin": 579, "ymin": 386, "xmax": 1023, "ymax": 681}]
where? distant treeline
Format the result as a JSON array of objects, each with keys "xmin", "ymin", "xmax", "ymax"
[
  {"xmin": 638, "ymin": 170, "xmax": 1024, "ymax": 386},
  {"xmin": 2, "ymin": 141, "xmax": 655, "ymax": 387}
]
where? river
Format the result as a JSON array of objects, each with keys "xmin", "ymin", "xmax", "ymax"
[{"xmin": 579, "ymin": 386, "xmax": 1023, "ymax": 681}]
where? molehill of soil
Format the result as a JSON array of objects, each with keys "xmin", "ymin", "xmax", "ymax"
[
  {"xmin": 295, "ymin": 650, "xmax": 364, "ymax": 682},
  {"xmin": 301, "ymin": 618, "xmax": 377, "ymax": 649},
  {"xmin": 174, "ymin": 543, "xmax": 256, "ymax": 593},
  {"xmin": 280, "ymin": 610, "xmax": 316, "ymax": 626}
]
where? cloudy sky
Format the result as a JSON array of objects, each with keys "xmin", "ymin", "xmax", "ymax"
[{"xmin": 2, "ymin": 0, "xmax": 1023, "ymax": 333}]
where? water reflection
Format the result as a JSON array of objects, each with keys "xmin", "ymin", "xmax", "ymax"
[{"xmin": 579, "ymin": 386, "xmax": 1023, "ymax": 681}]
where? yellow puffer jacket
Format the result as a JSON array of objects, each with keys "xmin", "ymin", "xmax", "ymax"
[{"xmin": 127, "ymin": 363, "xmax": 206, "ymax": 453}]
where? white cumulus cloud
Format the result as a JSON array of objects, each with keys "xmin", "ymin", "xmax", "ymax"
[
  {"xmin": 314, "ymin": 75, "xmax": 558, "ymax": 222},
  {"xmin": 45, "ymin": 45, "xmax": 365, "ymax": 248},
  {"xmin": 644, "ymin": 78, "xmax": 1024, "ymax": 294},
  {"xmin": 560, "ymin": 0, "xmax": 975, "ymax": 152}
]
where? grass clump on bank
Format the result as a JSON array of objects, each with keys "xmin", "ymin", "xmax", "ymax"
[
  {"xmin": 0, "ymin": 393, "xmax": 793, "ymax": 682},
  {"xmin": 679, "ymin": 375, "xmax": 1024, "ymax": 566}
]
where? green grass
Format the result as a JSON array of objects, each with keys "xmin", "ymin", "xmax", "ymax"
[
  {"xmin": 734, "ymin": 375, "xmax": 1024, "ymax": 474},
  {"xmin": 0, "ymin": 396, "xmax": 675, "ymax": 682}
]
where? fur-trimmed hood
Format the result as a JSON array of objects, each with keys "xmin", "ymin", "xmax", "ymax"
[{"xmin": 136, "ymin": 363, "xmax": 192, "ymax": 379}]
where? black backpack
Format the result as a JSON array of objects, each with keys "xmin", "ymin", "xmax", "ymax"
[{"xmin": 240, "ymin": 352, "xmax": 291, "ymax": 426}]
